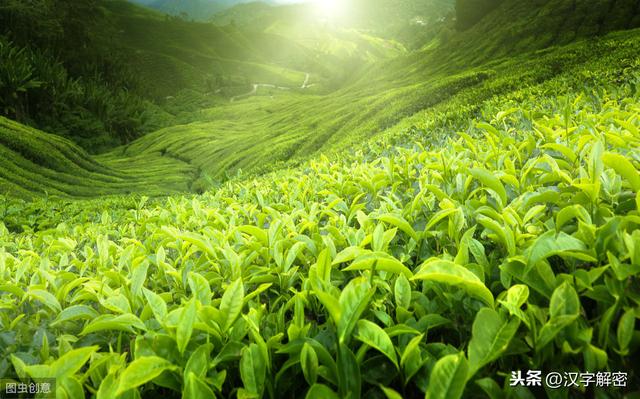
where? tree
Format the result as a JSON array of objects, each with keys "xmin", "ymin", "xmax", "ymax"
[{"xmin": 0, "ymin": 41, "xmax": 42, "ymax": 120}]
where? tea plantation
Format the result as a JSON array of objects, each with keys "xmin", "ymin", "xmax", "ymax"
[
  {"xmin": 2, "ymin": 32, "xmax": 640, "ymax": 398},
  {"xmin": 1, "ymin": 0, "xmax": 640, "ymax": 398}
]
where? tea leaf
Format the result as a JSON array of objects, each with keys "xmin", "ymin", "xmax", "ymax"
[
  {"xmin": 425, "ymin": 353, "xmax": 468, "ymax": 399},
  {"xmin": 468, "ymin": 308, "xmax": 520, "ymax": 375},
  {"xmin": 413, "ymin": 259, "xmax": 493, "ymax": 306},
  {"xmin": 116, "ymin": 356, "xmax": 178, "ymax": 395}
]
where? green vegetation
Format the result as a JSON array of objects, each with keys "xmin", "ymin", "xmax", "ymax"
[
  {"xmin": 455, "ymin": 0, "xmax": 502, "ymax": 30},
  {"xmin": 1, "ymin": 0, "xmax": 640, "ymax": 398},
  {"xmin": 0, "ymin": 117, "xmax": 194, "ymax": 199},
  {"xmin": 0, "ymin": 0, "xmax": 397, "ymax": 150}
]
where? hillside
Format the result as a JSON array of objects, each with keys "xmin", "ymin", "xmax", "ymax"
[
  {"xmin": 133, "ymin": 0, "xmax": 273, "ymax": 20},
  {"xmin": 1, "ymin": 38, "xmax": 639, "ymax": 396},
  {"xmin": 1, "ymin": 0, "xmax": 640, "ymax": 398},
  {"xmin": 0, "ymin": 117, "xmax": 194, "ymax": 199},
  {"xmin": 3, "ymin": 0, "xmax": 640, "ymax": 198},
  {"xmin": 0, "ymin": 0, "xmax": 400, "ymax": 151},
  {"xmin": 443, "ymin": 0, "xmax": 640, "ymax": 64},
  {"xmin": 211, "ymin": 0, "xmax": 455, "ymax": 48}
]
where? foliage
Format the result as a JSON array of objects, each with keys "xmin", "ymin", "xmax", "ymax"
[
  {"xmin": 0, "ymin": 40, "xmax": 42, "ymax": 120},
  {"xmin": 2, "ymin": 1, "xmax": 640, "ymax": 398},
  {"xmin": 0, "ymin": 0, "xmax": 151, "ymax": 150},
  {"xmin": 455, "ymin": 0, "xmax": 503, "ymax": 30},
  {"xmin": 1, "ymin": 60, "xmax": 640, "ymax": 397}
]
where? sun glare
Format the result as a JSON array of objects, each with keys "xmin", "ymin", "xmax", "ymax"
[{"xmin": 313, "ymin": 0, "xmax": 344, "ymax": 17}]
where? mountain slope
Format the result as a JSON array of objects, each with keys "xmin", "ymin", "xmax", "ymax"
[
  {"xmin": 112, "ymin": 30, "xmax": 640, "ymax": 181},
  {"xmin": 1, "ymin": 0, "xmax": 400, "ymax": 151},
  {"xmin": 136, "ymin": 0, "xmax": 281, "ymax": 20},
  {"xmin": 1, "ymin": 45, "xmax": 639, "ymax": 397},
  {"xmin": 212, "ymin": 0, "xmax": 455, "ymax": 48},
  {"xmin": 3, "ymin": 0, "xmax": 640, "ymax": 199},
  {"xmin": 444, "ymin": 0, "xmax": 640, "ymax": 64},
  {"xmin": 0, "ymin": 117, "xmax": 195, "ymax": 198}
]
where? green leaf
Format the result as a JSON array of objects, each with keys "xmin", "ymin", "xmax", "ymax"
[
  {"xmin": 184, "ymin": 372, "xmax": 216, "ymax": 399},
  {"xmin": 314, "ymin": 291, "xmax": 342, "ymax": 326},
  {"xmin": 498, "ymin": 285, "xmax": 529, "ymax": 326},
  {"xmin": 380, "ymin": 385, "xmax": 403, "ymax": 399},
  {"xmin": 211, "ymin": 341, "xmax": 244, "ymax": 368},
  {"xmin": 333, "ymin": 246, "xmax": 368, "ymax": 265},
  {"xmin": 394, "ymin": 274, "xmax": 411, "ymax": 309},
  {"xmin": 549, "ymin": 282, "xmax": 580, "ymax": 319},
  {"xmin": 10, "ymin": 355, "xmax": 28, "ymax": 380},
  {"xmin": 504, "ymin": 284, "xmax": 529, "ymax": 308},
  {"xmin": 355, "ymin": 319, "xmax": 398, "ymax": 368},
  {"xmin": 468, "ymin": 308, "xmax": 520, "ymax": 375},
  {"xmin": 237, "ymin": 225, "xmax": 268, "ymax": 245},
  {"xmin": 28, "ymin": 289, "xmax": 61, "ymax": 313},
  {"xmin": 555, "ymin": 205, "xmax": 591, "ymax": 231},
  {"xmin": 343, "ymin": 252, "xmax": 413, "ymax": 278},
  {"xmin": 116, "ymin": 356, "xmax": 178, "ymax": 395},
  {"xmin": 470, "ymin": 167, "xmax": 507, "ymax": 206},
  {"xmin": 603, "ymin": 152, "xmax": 640, "ymax": 192},
  {"xmin": 475, "ymin": 378, "xmax": 504, "ymax": 399},
  {"xmin": 425, "ymin": 208, "xmax": 459, "ymax": 232},
  {"xmin": 536, "ymin": 282, "xmax": 580, "ymax": 349},
  {"xmin": 185, "ymin": 343, "xmax": 212, "ymax": 379},
  {"xmin": 338, "ymin": 278, "xmax": 374, "ymax": 344},
  {"xmin": 240, "ymin": 344, "xmax": 266, "ymax": 396},
  {"xmin": 454, "ymin": 227, "xmax": 477, "ymax": 266},
  {"xmin": 372, "ymin": 223, "xmax": 385, "ymax": 252},
  {"xmin": 50, "ymin": 346, "xmax": 99, "ymax": 378},
  {"xmin": 50, "ymin": 305, "xmax": 99, "ymax": 327},
  {"xmin": 315, "ymin": 248, "xmax": 333, "ymax": 284},
  {"xmin": 301, "ymin": 343, "xmax": 319, "ymax": 385},
  {"xmin": 400, "ymin": 333, "xmax": 424, "ymax": 383},
  {"xmin": 377, "ymin": 213, "xmax": 419, "ymax": 242},
  {"xmin": 220, "ymin": 278, "xmax": 244, "ymax": 330},
  {"xmin": 425, "ymin": 353, "xmax": 468, "ymax": 399},
  {"xmin": 80, "ymin": 313, "xmax": 146, "ymax": 336},
  {"xmin": 412, "ymin": 259, "xmax": 494, "ymax": 307},
  {"xmin": 177, "ymin": 298, "xmax": 197, "ymax": 355},
  {"xmin": 97, "ymin": 372, "xmax": 119, "ymax": 399},
  {"xmin": 57, "ymin": 376, "xmax": 85, "ymax": 399},
  {"xmin": 306, "ymin": 384, "xmax": 340, "ymax": 399},
  {"xmin": 337, "ymin": 343, "xmax": 361, "ymax": 399},
  {"xmin": 617, "ymin": 308, "xmax": 636, "ymax": 355},
  {"xmin": 524, "ymin": 231, "xmax": 589, "ymax": 272},
  {"xmin": 188, "ymin": 272, "xmax": 212, "ymax": 306},
  {"xmin": 476, "ymin": 215, "xmax": 515, "ymax": 256},
  {"xmin": 143, "ymin": 287, "xmax": 168, "ymax": 323},
  {"xmin": 284, "ymin": 241, "xmax": 306, "ymax": 272},
  {"xmin": 130, "ymin": 260, "xmax": 149, "ymax": 299}
]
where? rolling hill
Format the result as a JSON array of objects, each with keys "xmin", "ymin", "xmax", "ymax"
[
  {"xmin": 0, "ymin": 0, "xmax": 403, "ymax": 151},
  {"xmin": 0, "ymin": 116, "xmax": 194, "ymax": 198},
  {"xmin": 2, "ymin": 0, "xmax": 640, "ymax": 199},
  {"xmin": 211, "ymin": 0, "xmax": 456, "ymax": 48}
]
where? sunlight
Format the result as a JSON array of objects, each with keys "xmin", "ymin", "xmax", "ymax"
[{"xmin": 312, "ymin": 0, "xmax": 344, "ymax": 17}]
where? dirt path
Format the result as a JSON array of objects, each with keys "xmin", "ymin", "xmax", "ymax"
[
  {"xmin": 230, "ymin": 73, "xmax": 311, "ymax": 103},
  {"xmin": 301, "ymin": 73, "xmax": 310, "ymax": 89}
]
